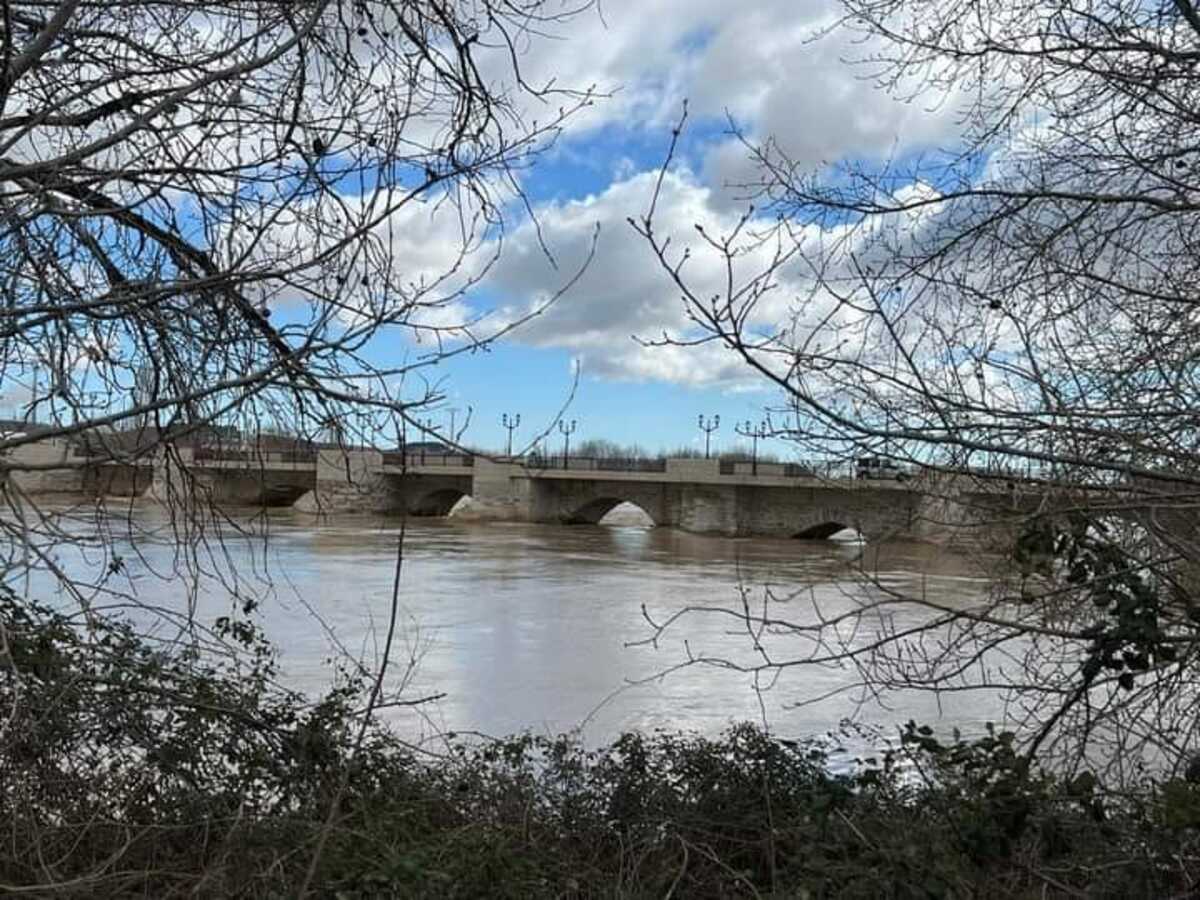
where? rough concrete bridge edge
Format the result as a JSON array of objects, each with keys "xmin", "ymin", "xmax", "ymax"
[{"xmin": 7, "ymin": 441, "xmax": 1047, "ymax": 546}]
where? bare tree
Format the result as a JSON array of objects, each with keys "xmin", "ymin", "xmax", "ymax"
[
  {"xmin": 0, "ymin": 1, "xmax": 595, "ymax": 603},
  {"xmin": 634, "ymin": 2, "xmax": 1200, "ymax": 778}
]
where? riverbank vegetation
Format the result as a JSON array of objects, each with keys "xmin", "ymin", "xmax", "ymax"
[{"xmin": 5, "ymin": 591, "xmax": 1200, "ymax": 898}]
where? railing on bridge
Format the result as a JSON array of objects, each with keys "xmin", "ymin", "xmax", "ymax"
[
  {"xmin": 57, "ymin": 432, "xmax": 1112, "ymax": 488},
  {"xmin": 719, "ymin": 460, "xmax": 846, "ymax": 478},
  {"xmin": 526, "ymin": 455, "xmax": 668, "ymax": 473},
  {"xmin": 959, "ymin": 464, "xmax": 1056, "ymax": 481},
  {"xmin": 192, "ymin": 448, "xmax": 317, "ymax": 465},
  {"xmin": 381, "ymin": 451, "xmax": 475, "ymax": 468},
  {"xmin": 71, "ymin": 440, "xmax": 156, "ymax": 459}
]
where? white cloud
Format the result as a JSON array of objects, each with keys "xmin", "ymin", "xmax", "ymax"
[
  {"xmin": 485, "ymin": 1, "xmax": 965, "ymax": 171},
  {"xmin": 486, "ymin": 169, "xmax": 829, "ymax": 386},
  {"xmin": 220, "ymin": 4, "xmax": 975, "ymax": 390},
  {"xmin": 414, "ymin": 2, "xmax": 976, "ymax": 390}
]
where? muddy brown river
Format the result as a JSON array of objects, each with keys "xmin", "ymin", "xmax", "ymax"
[{"xmin": 22, "ymin": 501, "xmax": 1006, "ymax": 749}]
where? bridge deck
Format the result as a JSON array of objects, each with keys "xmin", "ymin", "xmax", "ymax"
[
  {"xmin": 519, "ymin": 466, "xmax": 913, "ymax": 489},
  {"xmin": 83, "ymin": 446, "xmax": 1064, "ymax": 500}
]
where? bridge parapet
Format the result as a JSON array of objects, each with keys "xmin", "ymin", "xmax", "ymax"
[
  {"xmin": 192, "ymin": 447, "xmax": 317, "ymax": 467},
  {"xmin": 1, "ymin": 437, "xmax": 88, "ymax": 493},
  {"xmin": 381, "ymin": 451, "xmax": 475, "ymax": 472},
  {"xmin": 718, "ymin": 460, "xmax": 852, "ymax": 479},
  {"xmin": 527, "ymin": 455, "xmax": 668, "ymax": 474}
]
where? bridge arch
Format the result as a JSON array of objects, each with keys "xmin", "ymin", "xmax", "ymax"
[
  {"xmin": 534, "ymin": 478, "xmax": 668, "ymax": 528},
  {"xmin": 793, "ymin": 521, "xmax": 853, "ymax": 540},
  {"xmin": 565, "ymin": 497, "xmax": 659, "ymax": 526},
  {"xmin": 409, "ymin": 487, "xmax": 472, "ymax": 517},
  {"xmin": 193, "ymin": 471, "xmax": 315, "ymax": 507}
]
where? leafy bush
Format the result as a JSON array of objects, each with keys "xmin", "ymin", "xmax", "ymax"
[{"xmin": 3, "ymin": 592, "xmax": 1199, "ymax": 897}]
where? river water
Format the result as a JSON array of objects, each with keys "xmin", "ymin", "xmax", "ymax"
[{"xmin": 25, "ymin": 501, "xmax": 1006, "ymax": 749}]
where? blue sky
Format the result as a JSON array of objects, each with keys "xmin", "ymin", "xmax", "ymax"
[{"xmin": 392, "ymin": 1, "xmax": 972, "ymax": 458}]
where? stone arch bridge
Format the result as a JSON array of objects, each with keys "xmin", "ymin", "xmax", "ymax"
[{"xmin": 53, "ymin": 446, "xmax": 1050, "ymax": 545}]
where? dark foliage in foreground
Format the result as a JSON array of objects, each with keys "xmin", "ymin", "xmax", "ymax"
[{"xmin": 2, "ymin": 594, "xmax": 1199, "ymax": 898}]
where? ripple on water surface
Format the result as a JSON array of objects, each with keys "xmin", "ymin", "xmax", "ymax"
[{"xmin": 27, "ymin": 504, "xmax": 1003, "ymax": 747}]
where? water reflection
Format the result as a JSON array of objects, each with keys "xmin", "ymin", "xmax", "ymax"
[{"xmin": 18, "ymin": 501, "xmax": 1007, "ymax": 748}]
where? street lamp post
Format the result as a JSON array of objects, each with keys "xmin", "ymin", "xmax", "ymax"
[
  {"xmin": 736, "ymin": 420, "xmax": 768, "ymax": 475},
  {"xmin": 558, "ymin": 419, "xmax": 577, "ymax": 469},
  {"xmin": 325, "ymin": 415, "xmax": 343, "ymax": 448},
  {"xmin": 698, "ymin": 414, "xmax": 720, "ymax": 459},
  {"xmin": 29, "ymin": 362, "xmax": 39, "ymax": 424},
  {"xmin": 501, "ymin": 412, "xmax": 520, "ymax": 457},
  {"xmin": 421, "ymin": 417, "xmax": 434, "ymax": 462}
]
